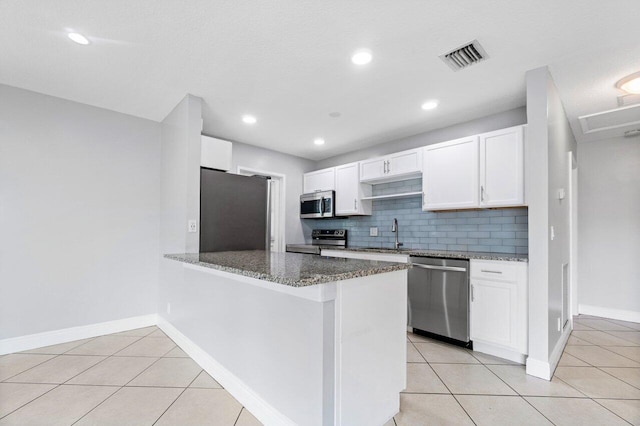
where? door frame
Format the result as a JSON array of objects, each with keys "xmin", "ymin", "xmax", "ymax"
[
  {"xmin": 236, "ymin": 166, "xmax": 286, "ymax": 252},
  {"xmin": 568, "ymin": 152, "xmax": 579, "ymax": 320}
]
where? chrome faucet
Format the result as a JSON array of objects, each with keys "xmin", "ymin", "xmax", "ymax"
[{"xmin": 392, "ymin": 218, "xmax": 403, "ymax": 250}]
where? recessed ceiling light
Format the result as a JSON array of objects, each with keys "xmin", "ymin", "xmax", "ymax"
[
  {"xmin": 67, "ymin": 32, "xmax": 90, "ymax": 45},
  {"xmin": 242, "ymin": 115, "xmax": 257, "ymax": 124},
  {"xmin": 351, "ymin": 49, "xmax": 372, "ymax": 65},
  {"xmin": 314, "ymin": 138, "xmax": 325, "ymax": 146},
  {"xmin": 616, "ymin": 71, "xmax": 640, "ymax": 95},
  {"xmin": 421, "ymin": 100, "xmax": 439, "ymax": 110}
]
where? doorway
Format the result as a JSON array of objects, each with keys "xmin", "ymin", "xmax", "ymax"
[{"xmin": 236, "ymin": 166, "xmax": 286, "ymax": 252}]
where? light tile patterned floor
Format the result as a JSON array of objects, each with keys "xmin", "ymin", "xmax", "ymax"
[
  {"xmin": 1, "ymin": 316, "xmax": 638, "ymax": 425},
  {"xmin": 390, "ymin": 315, "xmax": 640, "ymax": 426},
  {"xmin": 0, "ymin": 326, "xmax": 261, "ymax": 425}
]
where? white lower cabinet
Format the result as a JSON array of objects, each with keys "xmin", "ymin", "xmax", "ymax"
[{"xmin": 470, "ymin": 260, "xmax": 528, "ymax": 363}]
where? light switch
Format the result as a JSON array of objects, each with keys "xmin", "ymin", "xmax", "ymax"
[
  {"xmin": 188, "ymin": 220, "xmax": 197, "ymax": 233},
  {"xmin": 370, "ymin": 227, "xmax": 378, "ymax": 237}
]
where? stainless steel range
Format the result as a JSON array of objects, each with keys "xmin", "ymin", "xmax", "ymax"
[{"xmin": 285, "ymin": 229, "xmax": 347, "ymax": 255}]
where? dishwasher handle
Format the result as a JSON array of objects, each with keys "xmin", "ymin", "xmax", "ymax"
[{"xmin": 411, "ymin": 263, "xmax": 467, "ymax": 272}]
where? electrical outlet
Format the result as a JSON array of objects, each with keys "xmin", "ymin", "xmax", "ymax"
[
  {"xmin": 370, "ymin": 227, "xmax": 378, "ymax": 237},
  {"xmin": 167, "ymin": 302, "xmax": 171, "ymax": 314},
  {"xmin": 188, "ymin": 220, "xmax": 197, "ymax": 233}
]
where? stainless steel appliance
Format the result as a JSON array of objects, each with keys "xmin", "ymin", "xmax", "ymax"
[
  {"xmin": 286, "ymin": 229, "xmax": 347, "ymax": 255},
  {"xmin": 408, "ymin": 256, "xmax": 471, "ymax": 347},
  {"xmin": 200, "ymin": 168, "xmax": 270, "ymax": 252},
  {"xmin": 300, "ymin": 190, "xmax": 335, "ymax": 219}
]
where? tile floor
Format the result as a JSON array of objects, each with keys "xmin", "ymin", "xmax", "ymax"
[{"xmin": 0, "ymin": 315, "xmax": 638, "ymax": 425}]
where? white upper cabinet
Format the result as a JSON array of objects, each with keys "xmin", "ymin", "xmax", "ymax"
[
  {"xmin": 359, "ymin": 148, "xmax": 422, "ymax": 184},
  {"xmin": 359, "ymin": 158, "xmax": 387, "ymax": 182},
  {"xmin": 422, "ymin": 136, "xmax": 479, "ymax": 210},
  {"xmin": 201, "ymin": 135, "xmax": 232, "ymax": 171},
  {"xmin": 335, "ymin": 162, "xmax": 372, "ymax": 216},
  {"xmin": 479, "ymin": 126, "xmax": 525, "ymax": 207},
  {"xmin": 303, "ymin": 167, "xmax": 335, "ymax": 193}
]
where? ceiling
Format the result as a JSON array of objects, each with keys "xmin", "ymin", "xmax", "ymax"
[{"xmin": 1, "ymin": 1, "xmax": 639, "ymax": 160}]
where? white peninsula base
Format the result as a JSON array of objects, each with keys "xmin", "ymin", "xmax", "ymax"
[{"xmin": 159, "ymin": 258, "xmax": 407, "ymax": 426}]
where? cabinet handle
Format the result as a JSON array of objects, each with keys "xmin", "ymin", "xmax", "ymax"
[
  {"xmin": 481, "ymin": 185, "xmax": 485, "ymax": 202},
  {"xmin": 387, "ymin": 160, "xmax": 391, "ymax": 173},
  {"xmin": 354, "ymin": 199, "xmax": 357, "ymax": 210},
  {"xmin": 471, "ymin": 284, "xmax": 474, "ymax": 302},
  {"xmin": 422, "ymin": 192, "xmax": 426, "ymax": 205},
  {"xmin": 481, "ymin": 269, "xmax": 503, "ymax": 274},
  {"xmin": 383, "ymin": 160, "xmax": 388, "ymax": 174}
]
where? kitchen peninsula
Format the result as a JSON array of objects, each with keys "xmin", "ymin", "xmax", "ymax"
[{"xmin": 162, "ymin": 251, "xmax": 410, "ymax": 426}]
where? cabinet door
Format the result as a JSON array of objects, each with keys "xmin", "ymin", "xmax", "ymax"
[
  {"xmin": 479, "ymin": 126, "xmax": 524, "ymax": 207},
  {"xmin": 388, "ymin": 149, "xmax": 422, "ymax": 177},
  {"xmin": 303, "ymin": 168, "xmax": 335, "ymax": 193},
  {"xmin": 201, "ymin": 135, "xmax": 232, "ymax": 171},
  {"xmin": 359, "ymin": 158, "xmax": 386, "ymax": 182},
  {"xmin": 422, "ymin": 136, "xmax": 479, "ymax": 210},
  {"xmin": 336, "ymin": 163, "xmax": 372, "ymax": 216},
  {"xmin": 470, "ymin": 279, "xmax": 517, "ymax": 349}
]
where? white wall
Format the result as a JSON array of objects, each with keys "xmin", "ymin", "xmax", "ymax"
[
  {"xmin": 578, "ymin": 136, "xmax": 640, "ymax": 320},
  {"xmin": 159, "ymin": 94, "xmax": 202, "ymax": 254},
  {"xmin": 316, "ymin": 107, "xmax": 526, "ymax": 168},
  {"xmin": 0, "ymin": 84, "xmax": 161, "ymax": 339},
  {"xmin": 230, "ymin": 141, "xmax": 316, "ymax": 245},
  {"xmin": 525, "ymin": 67, "xmax": 577, "ymax": 379}
]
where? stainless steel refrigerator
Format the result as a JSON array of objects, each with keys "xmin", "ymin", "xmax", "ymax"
[{"xmin": 200, "ymin": 168, "xmax": 270, "ymax": 252}]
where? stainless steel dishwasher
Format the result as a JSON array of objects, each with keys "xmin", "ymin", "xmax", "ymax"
[{"xmin": 408, "ymin": 256, "xmax": 471, "ymax": 347}]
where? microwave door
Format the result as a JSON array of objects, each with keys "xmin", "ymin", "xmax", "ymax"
[{"xmin": 301, "ymin": 198, "xmax": 321, "ymax": 218}]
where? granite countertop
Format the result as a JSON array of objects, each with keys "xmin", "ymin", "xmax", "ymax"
[
  {"xmin": 328, "ymin": 247, "xmax": 528, "ymax": 262},
  {"xmin": 165, "ymin": 251, "xmax": 410, "ymax": 287}
]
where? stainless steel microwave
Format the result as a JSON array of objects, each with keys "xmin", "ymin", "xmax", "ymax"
[{"xmin": 300, "ymin": 190, "xmax": 335, "ymax": 218}]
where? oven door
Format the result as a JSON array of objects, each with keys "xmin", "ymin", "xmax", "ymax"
[{"xmin": 300, "ymin": 191, "xmax": 334, "ymax": 218}]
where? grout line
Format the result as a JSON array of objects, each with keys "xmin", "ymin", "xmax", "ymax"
[
  {"xmin": 59, "ymin": 335, "xmax": 149, "ymax": 386},
  {"xmin": 1, "ymin": 354, "xmax": 64, "ymax": 382},
  {"xmin": 233, "ymin": 407, "xmax": 244, "ymax": 426},
  {"xmin": 590, "ymin": 398, "xmax": 635, "ymax": 425},
  {"xmin": 151, "ymin": 369, "xmax": 203, "ymax": 426},
  {"xmin": 449, "ymin": 394, "xmax": 478, "ymax": 426},
  {"xmin": 0, "ymin": 383, "xmax": 62, "ymax": 420},
  {"xmin": 424, "ymin": 358, "xmax": 476, "ymax": 425}
]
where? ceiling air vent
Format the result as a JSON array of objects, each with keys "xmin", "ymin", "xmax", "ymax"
[{"xmin": 440, "ymin": 40, "xmax": 488, "ymax": 71}]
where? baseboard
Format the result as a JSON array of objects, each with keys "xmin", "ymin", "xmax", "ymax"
[
  {"xmin": 579, "ymin": 304, "xmax": 640, "ymax": 323},
  {"xmin": 157, "ymin": 317, "xmax": 296, "ymax": 426},
  {"xmin": 472, "ymin": 341, "xmax": 526, "ymax": 364},
  {"xmin": 0, "ymin": 314, "xmax": 158, "ymax": 355},
  {"xmin": 526, "ymin": 323, "xmax": 572, "ymax": 380}
]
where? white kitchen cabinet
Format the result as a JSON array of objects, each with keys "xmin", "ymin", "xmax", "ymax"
[
  {"xmin": 422, "ymin": 136, "xmax": 479, "ymax": 210},
  {"xmin": 335, "ymin": 162, "xmax": 372, "ymax": 216},
  {"xmin": 470, "ymin": 260, "xmax": 528, "ymax": 363},
  {"xmin": 201, "ymin": 135, "xmax": 232, "ymax": 171},
  {"xmin": 359, "ymin": 148, "xmax": 422, "ymax": 184},
  {"xmin": 479, "ymin": 126, "xmax": 525, "ymax": 207},
  {"xmin": 303, "ymin": 167, "xmax": 335, "ymax": 193}
]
